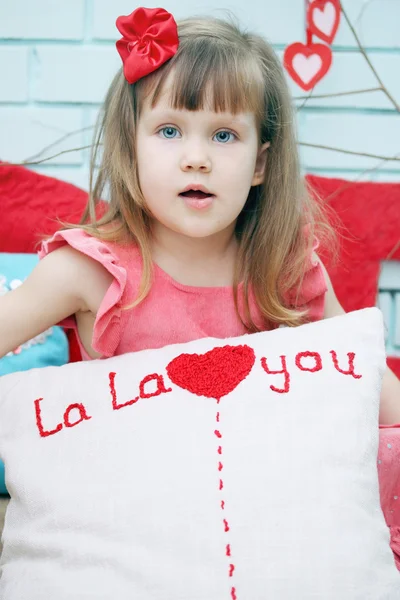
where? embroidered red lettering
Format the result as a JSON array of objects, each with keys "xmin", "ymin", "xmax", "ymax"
[
  {"xmin": 261, "ymin": 355, "xmax": 290, "ymax": 393},
  {"xmin": 330, "ymin": 351, "xmax": 362, "ymax": 379},
  {"xmin": 109, "ymin": 372, "xmax": 139, "ymax": 410},
  {"xmin": 295, "ymin": 351, "xmax": 323, "ymax": 372},
  {"xmin": 139, "ymin": 373, "xmax": 172, "ymax": 398},
  {"xmin": 64, "ymin": 403, "xmax": 92, "ymax": 428},
  {"xmin": 34, "ymin": 398, "xmax": 63, "ymax": 438}
]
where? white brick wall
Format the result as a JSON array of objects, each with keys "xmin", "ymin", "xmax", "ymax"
[
  {"xmin": 0, "ymin": 47, "xmax": 29, "ymax": 102},
  {"xmin": 0, "ymin": 0, "xmax": 399, "ymax": 190},
  {"xmin": 33, "ymin": 47, "xmax": 120, "ymax": 103},
  {"xmin": 91, "ymin": 0, "xmax": 306, "ymax": 44},
  {"xmin": 0, "ymin": 107, "xmax": 85, "ymax": 164},
  {"xmin": 334, "ymin": 0, "xmax": 400, "ymax": 48},
  {"xmin": 299, "ymin": 112, "xmax": 400, "ymax": 171},
  {"xmin": 0, "ymin": 0, "xmax": 85, "ymax": 40}
]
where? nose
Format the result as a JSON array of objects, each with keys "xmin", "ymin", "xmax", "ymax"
[{"xmin": 180, "ymin": 138, "xmax": 211, "ymax": 172}]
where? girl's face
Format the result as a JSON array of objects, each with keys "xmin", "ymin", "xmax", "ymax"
[{"xmin": 136, "ymin": 81, "xmax": 269, "ymax": 244}]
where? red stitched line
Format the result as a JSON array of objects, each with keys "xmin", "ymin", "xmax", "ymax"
[{"xmin": 214, "ymin": 405, "xmax": 237, "ymax": 598}]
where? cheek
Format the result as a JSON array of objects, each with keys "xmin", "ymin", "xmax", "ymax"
[
  {"xmin": 137, "ymin": 141, "xmax": 160, "ymax": 184},
  {"xmin": 226, "ymin": 146, "xmax": 257, "ymax": 176},
  {"xmin": 138, "ymin": 139, "xmax": 172, "ymax": 179},
  {"xmin": 228, "ymin": 155, "xmax": 257, "ymax": 193}
]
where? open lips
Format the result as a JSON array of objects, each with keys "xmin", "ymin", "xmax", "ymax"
[
  {"xmin": 179, "ymin": 185, "xmax": 215, "ymax": 200},
  {"xmin": 180, "ymin": 191, "xmax": 214, "ymax": 199}
]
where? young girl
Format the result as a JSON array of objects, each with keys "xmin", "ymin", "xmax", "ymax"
[{"xmin": 0, "ymin": 7, "xmax": 399, "ymax": 423}]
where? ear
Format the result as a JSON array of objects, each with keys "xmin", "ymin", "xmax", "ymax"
[{"xmin": 251, "ymin": 141, "xmax": 270, "ymax": 187}]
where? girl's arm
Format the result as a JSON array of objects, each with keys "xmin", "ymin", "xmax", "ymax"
[
  {"xmin": 0, "ymin": 246, "xmax": 111, "ymax": 360},
  {"xmin": 317, "ymin": 256, "xmax": 400, "ymax": 426}
]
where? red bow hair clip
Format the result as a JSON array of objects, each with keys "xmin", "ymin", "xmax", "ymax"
[{"xmin": 116, "ymin": 7, "xmax": 179, "ymax": 84}]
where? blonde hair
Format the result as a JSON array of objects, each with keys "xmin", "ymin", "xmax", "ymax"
[{"xmin": 67, "ymin": 13, "xmax": 335, "ymax": 330}]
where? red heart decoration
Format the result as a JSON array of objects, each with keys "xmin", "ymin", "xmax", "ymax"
[
  {"xmin": 307, "ymin": 0, "xmax": 341, "ymax": 45},
  {"xmin": 284, "ymin": 42, "xmax": 332, "ymax": 91},
  {"xmin": 166, "ymin": 345, "xmax": 255, "ymax": 400}
]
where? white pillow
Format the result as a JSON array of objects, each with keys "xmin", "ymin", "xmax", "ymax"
[{"xmin": 0, "ymin": 308, "xmax": 398, "ymax": 599}]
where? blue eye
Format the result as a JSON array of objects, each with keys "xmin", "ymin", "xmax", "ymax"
[
  {"xmin": 214, "ymin": 130, "xmax": 235, "ymax": 143},
  {"xmin": 159, "ymin": 126, "xmax": 179, "ymax": 139}
]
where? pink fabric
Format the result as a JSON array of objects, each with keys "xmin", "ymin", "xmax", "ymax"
[
  {"xmin": 38, "ymin": 228, "xmax": 327, "ymax": 361},
  {"xmin": 38, "ymin": 228, "xmax": 400, "ymax": 570},
  {"xmin": 378, "ymin": 424, "xmax": 400, "ymax": 569}
]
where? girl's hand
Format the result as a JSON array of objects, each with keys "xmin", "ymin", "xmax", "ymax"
[{"xmin": 317, "ymin": 254, "xmax": 400, "ymax": 426}]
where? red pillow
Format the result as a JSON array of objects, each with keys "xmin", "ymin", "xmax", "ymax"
[
  {"xmin": 0, "ymin": 163, "xmax": 90, "ymax": 361},
  {"xmin": 0, "ymin": 163, "xmax": 89, "ymax": 253},
  {"xmin": 306, "ymin": 174, "xmax": 400, "ymax": 379}
]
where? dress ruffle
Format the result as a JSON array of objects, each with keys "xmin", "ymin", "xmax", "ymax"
[
  {"xmin": 38, "ymin": 228, "xmax": 327, "ymax": 357},
  {"xmin": 38, "ymin": 229, "xmax": 127, "ymax": 358},
  {"xmin": 378, "ymin": 424, "xmax": 400, "ymax": 570}
]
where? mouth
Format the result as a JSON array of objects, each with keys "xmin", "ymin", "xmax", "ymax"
[
  {"xmin": 179, "ymin": 190, "xmax": 215, "ymax": 200},
  {"xmin": 179, "ymin": 189, "xmax": 215, "ymax": 210}
]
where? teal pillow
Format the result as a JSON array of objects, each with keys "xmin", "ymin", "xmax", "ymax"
[{"xmin": 0, "ymin": 253, "xmax": 69, "ymax": 493}]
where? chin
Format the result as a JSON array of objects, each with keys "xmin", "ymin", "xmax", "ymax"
[{"xmin": 177, "ymin": 225, "xmax": 229, "ymax": 239}]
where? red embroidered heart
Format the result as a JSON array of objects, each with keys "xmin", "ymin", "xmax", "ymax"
[
  {"xmin": 284, "ymin": 42, "xmax": 332, "ymax": 91},
  {"xmin": 166, "ymin": 345, "xmax": 255, "ymax": 400},
  {"xmin": 307, "ymin": 0, "xmax": 341, "ymax": 45}
]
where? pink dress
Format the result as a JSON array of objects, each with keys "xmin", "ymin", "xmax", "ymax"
[
  {"xmin": 39, "ymin": 227, "xmax": 400, "ymax": 569},
  {"xmin": 38, "ymin": 229, "xmax": 327, "ymax": 359}
]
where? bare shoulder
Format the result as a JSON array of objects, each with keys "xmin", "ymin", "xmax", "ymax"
[
  {"xmin": 312, "ymin": 253, "xmax": 345, "ymax": 319},
  {"xmin": 0, "ymin": 244, "xmax": 114, "ymax": 358},
  {"xmin": 38, "ymin": 244, "xmax": 114, "ymax": 313}
]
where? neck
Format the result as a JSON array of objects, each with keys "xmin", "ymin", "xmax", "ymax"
[{"xmin": 150, "ymin": 222, "xmax": 238, "ymax": 287}]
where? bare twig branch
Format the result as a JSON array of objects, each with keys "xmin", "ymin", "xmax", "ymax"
[
  {"xmin": 299, "ymin": 142, "xmax": 400, "ymax": 162},
  {"xmin": 23, "ymin": 126, "xmax": 95, "ymax": 163},
  {"xmin": 297, "ymin": 85, "xmax": 315, "ymax": 111},
  {"xmin": 1, "ymin": 145, "xmax": 94, "ymax": 167},
  {"xmin": 340, "ymin": 1, "xmax": 400, "ymax": 112},
  {"xmin": 294, "ymin": 87, "xmax": 382, "ymax": 101},
  {"xmin": 315, "ymin": 152, "xmax": 400, "ymax": 202}
]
